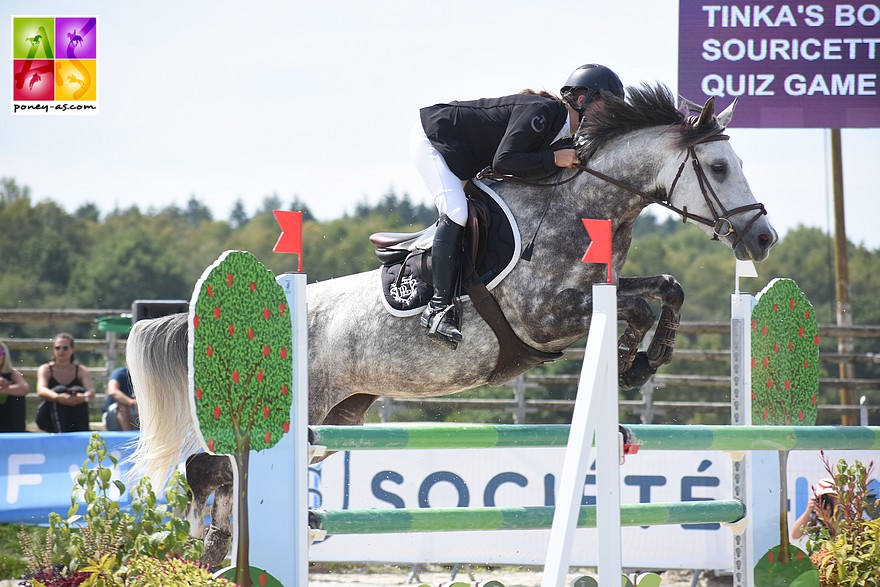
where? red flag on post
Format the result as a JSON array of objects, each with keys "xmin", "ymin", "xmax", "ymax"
[
  {"xmin": 581, "ymin": 218, "xmax": 613, "ymax": 283},
  {"xmin": 273, "ymin": 210, "xmax": 304, "ymax": 272}
]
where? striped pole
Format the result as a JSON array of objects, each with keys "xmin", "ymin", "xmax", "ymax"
[
  {"xmin": 625, "ymin": 424, "xmax": 880, "ymax": 451},
  {"xmin": 310, "ymin": 424, "xmax": 570, "ymax": 450},
  {"xmin": 310, "ymin": 500, "xmax": 745, "ymax": 535},
  {"xmin": 309, "ymin": 424, "xmax": 880, "ymax": 452}
]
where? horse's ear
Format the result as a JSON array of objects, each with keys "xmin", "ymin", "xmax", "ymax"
[
  {"xmin": 696, "ymin": 97, "xmax": 716, "ymax": 127},
  {"xmin": 679, "ymin": 96, "xmax": 703, "ymax": 116},
  {"xmin": 716, "ymin": 97, "xmax": 737, "ymax": 128}
]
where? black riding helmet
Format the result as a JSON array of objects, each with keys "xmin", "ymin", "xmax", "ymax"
[{"xmin": 560, "ymin": 64, "xmax": 625, "ymax": 113}]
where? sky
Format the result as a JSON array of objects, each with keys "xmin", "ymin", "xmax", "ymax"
[{"xmin": 2, "ymin": 0, "xmax": 878, "ymax": 251}]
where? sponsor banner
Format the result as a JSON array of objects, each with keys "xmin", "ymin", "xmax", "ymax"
[
  {"xmin": 0, "ymin": 432, "xmax": 137, "ymax": 523},
  {"xmin": 310, "ymin": 447, "xmax": 880, "ymax": 569},
  {"xmin": 678, "ymin": 1, "xmax": 880, "ymax": 128},
  {"xmin": 2, "ymin": 431, "xmax": 877, "ymax": 570}
]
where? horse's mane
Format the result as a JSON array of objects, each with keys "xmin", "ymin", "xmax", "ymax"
[{"xmin": 576, "ymin": 83, "xmax": 724, "ymax": 158}]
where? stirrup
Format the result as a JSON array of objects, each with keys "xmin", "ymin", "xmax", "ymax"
[{"xmin": 421, "ymin": 305, "xmax": 462, "ymax": 350}]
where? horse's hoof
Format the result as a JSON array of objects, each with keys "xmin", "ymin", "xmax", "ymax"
[
  {"xmin": 200, "ymin": 524, "xmax": 233, "ymax": 568},
  {"xmin": 619, "ymin": 352, "xmax": 656, "ymax": 390}
]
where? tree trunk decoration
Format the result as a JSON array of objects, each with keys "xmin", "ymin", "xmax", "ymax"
[{"xmin": 190, "ymin": 250, "xmax": 293, "ymax": 587}]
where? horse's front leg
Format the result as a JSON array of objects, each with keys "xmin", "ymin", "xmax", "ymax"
[
  {"xmin": 617, "ymin": 275, "xmax": 684, "ymax": 389},
  {"xmin": 617, "ymin": 294, "xmax": 655, "ymax": 382}
]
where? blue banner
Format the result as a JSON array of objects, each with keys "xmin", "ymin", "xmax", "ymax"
[{"xmin": 1, "ymin": 431, "xmax": 139, "ymax": 524}]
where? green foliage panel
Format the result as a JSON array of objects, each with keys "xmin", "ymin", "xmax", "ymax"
[
  {"xmin": 191, "ymin": 250, "xmax": 294, "ymax": 454},
  {"xmin": 752, "ymin": 278, "xmax": 820, "ymax": 426},
  {"xmin": 754, "ymin": 544, "xmax": 820, "ymax": 586},
  {"xmin": 218, "ymin": 565, "xmax": 283, "ymax": 586}
]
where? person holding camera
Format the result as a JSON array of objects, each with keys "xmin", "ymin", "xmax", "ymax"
[
  {"xmin": 35, "ymin": 332, "xmax": 96, "ymax": 432},
  {"xmin": 792, "ymin": 478, "xmax": 839, "ymax": 540}
]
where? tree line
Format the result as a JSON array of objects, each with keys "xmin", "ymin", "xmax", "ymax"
[{"xmin": 2, "ymin": 176, "xmax": 878, "ymax": 424}]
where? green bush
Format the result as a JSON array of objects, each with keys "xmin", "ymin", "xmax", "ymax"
[
  {"xmin": 19, "ymin": 433, "xmax": 203, "ymax": 586},
  {"xmin": 808, "ymin": 454, "xmax": 880, "ymax": 587},
  {"xmin": 125, "ymin": 557, "xmax": 235, "ymax": 587}
]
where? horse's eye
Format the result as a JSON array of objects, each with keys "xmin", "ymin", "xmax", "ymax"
[{"xmin": 710, "ymin": 162, "xmax": 727, "ymax": 175}]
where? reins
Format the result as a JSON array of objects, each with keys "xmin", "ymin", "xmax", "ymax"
[{"xmin": 478, "ymin": 132, "xmax": 768, "ymax": 249}]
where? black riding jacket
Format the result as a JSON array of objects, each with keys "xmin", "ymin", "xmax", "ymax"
[{"xmin": 419, "ymin": 94, "xmax": 570, "ymax": 180}]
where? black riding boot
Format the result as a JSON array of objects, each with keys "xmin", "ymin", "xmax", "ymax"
[{"xmin": 420, "ymin": 214, "xmax": 465, "ymax": 349}]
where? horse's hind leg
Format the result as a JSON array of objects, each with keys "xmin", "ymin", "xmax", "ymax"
[
  {"xmin": 201, "ymin": 482, "xmax": 234, "ymax": 568},
  {"xmin": 185, "ymin": 453, "xmax": 235, "ymax": 567},
  {"xmin": 184, "ymin": 454, "xmax": 213, "ymax": 539}
]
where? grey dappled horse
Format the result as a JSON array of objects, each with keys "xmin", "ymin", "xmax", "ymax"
[{"xmin": 125, "ymin": 85, "xmax": 777, "ymax": 565}]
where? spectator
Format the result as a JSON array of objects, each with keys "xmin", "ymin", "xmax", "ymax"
[
  {"xmin": 103, "ymin": 366, "xmax": 138, "ymax": 430},
  {"xmin": 792, "ymin": 477, "xmax": 839, "ymax": 539},
  {"xmin": 0, "ymin": 340, "xmax": 30, "ymax": 432},
  {"xmin": 35, "ymin": 332, "xmax": 96, "ymax": 432}
]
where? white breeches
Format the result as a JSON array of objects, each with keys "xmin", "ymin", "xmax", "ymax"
[{"xmin": 410, "ymin": 123, "xmax": 468, "ymax": 227}]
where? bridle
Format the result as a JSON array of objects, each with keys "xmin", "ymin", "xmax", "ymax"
[{"xmin": 478, "ymin": 132, "xmax": 768, "ymax": 249}]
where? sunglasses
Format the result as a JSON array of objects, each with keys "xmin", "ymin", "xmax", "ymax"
[{"xmin": 54, "ymin": 345, "xmax": 71, "ymax": 351}]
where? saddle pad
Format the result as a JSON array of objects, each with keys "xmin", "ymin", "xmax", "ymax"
[
  {"xmin": 379, "ymin": 253, "xmax": 433, "ymax": 316},
  {"xmin": 378, "ymin": 180, "xmax": 520, "ymax": 317}
]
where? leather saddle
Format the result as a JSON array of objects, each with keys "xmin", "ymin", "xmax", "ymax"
[{"xmin": 369, "ymin": 179, "xmax": 561, "ymax": 385}]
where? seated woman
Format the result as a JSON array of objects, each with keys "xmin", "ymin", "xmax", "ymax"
[
  {"xmin": 0, "ymin": 340, "xmax": 30, "ymax": 432},
  {"xmin": 35, "ymin": 332, "xmax": 96, "ymax": 432}
]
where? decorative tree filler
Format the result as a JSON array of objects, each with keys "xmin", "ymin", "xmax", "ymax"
[
  {"xmin": 750, "ymin": 278, "xmax": 820, "ymax": 580},
  {"xmin": 190, "ymin": 250, "xmax": 293, "ymax": 587}
]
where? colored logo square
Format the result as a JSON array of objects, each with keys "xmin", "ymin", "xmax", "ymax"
[
  {"xmin": 11, "ymin": 15, "xmax": 99, "ymax": 114},
  {"xmin": 12, "ymin": 17, "xmax": 55, "ymax": 59},
  {"xmin": 55, "ymin": 17, "xmax": 97, "ymax": 60},
  {"xmin": 55, "ymin": 60, "xmax": 97, "ymax": 101},
  {"xmin": 12, "ymin": 59, "xmax": 54, "ymax": 101}
]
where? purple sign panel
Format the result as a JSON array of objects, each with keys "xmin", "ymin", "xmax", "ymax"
[{"xmin": 679, "ymin": 1, "xmax": 880, "ymax": 128}]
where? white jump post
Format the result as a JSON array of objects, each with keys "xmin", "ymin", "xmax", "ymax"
[
  {"xmin": 542, "ymin": 282, "xmax": 620, "ymax": 586},
  {"xmin": 730, "ymin": 259, "xmax": 778, "ymax": 587},
  {"xmin": 277, "ymin": 272, "xmax": 310, "ymax": 587}
]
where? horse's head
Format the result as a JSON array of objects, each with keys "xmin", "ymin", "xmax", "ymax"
[
  {"xmin": 659, "ymin": 96, "xmax": 778, "ymax": 262},
  {"xmin": 577, "ymin": 85, "xmax": 777, "ymax": 262}
]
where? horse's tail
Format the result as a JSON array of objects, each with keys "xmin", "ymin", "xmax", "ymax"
[{"xmin": 125, "ymin": 313, "xmax": 203, "ymax": 490}]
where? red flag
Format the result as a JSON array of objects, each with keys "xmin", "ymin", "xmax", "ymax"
[
  {"xmin": 273, "ymin": 210, "xmax": 304, "ymax": 272},
  {"xmin": 581, "ymin": 218, "xmax": 613, "ymax": 283}
]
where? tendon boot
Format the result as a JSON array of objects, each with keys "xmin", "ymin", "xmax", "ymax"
[{"xmin": 420, "ymin": 214, "xmax": 465, "ymax": 349}]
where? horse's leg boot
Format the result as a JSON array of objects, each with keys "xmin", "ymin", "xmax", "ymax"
[{"xmin": 421, "ymin": 214, "xmax": 464, "ymax": 349}]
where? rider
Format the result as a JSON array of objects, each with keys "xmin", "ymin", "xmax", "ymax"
[{"xmin": 412, "ymin": 63, "xmax": 625, "ymax": 349}]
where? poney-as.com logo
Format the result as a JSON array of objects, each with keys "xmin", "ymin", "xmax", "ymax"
[{"xmin": 11, "ymin": 16, "xmax": 98, "ymax": 115}]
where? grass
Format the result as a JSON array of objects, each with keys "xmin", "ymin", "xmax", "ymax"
[{"xmin": 0, "ymin": 523, "xmax": 46, "ymax": 580}]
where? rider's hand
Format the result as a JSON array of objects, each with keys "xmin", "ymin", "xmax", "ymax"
[{"xmin": 553, "ymin": 149, "xmax": 580, "ymax": 168}]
